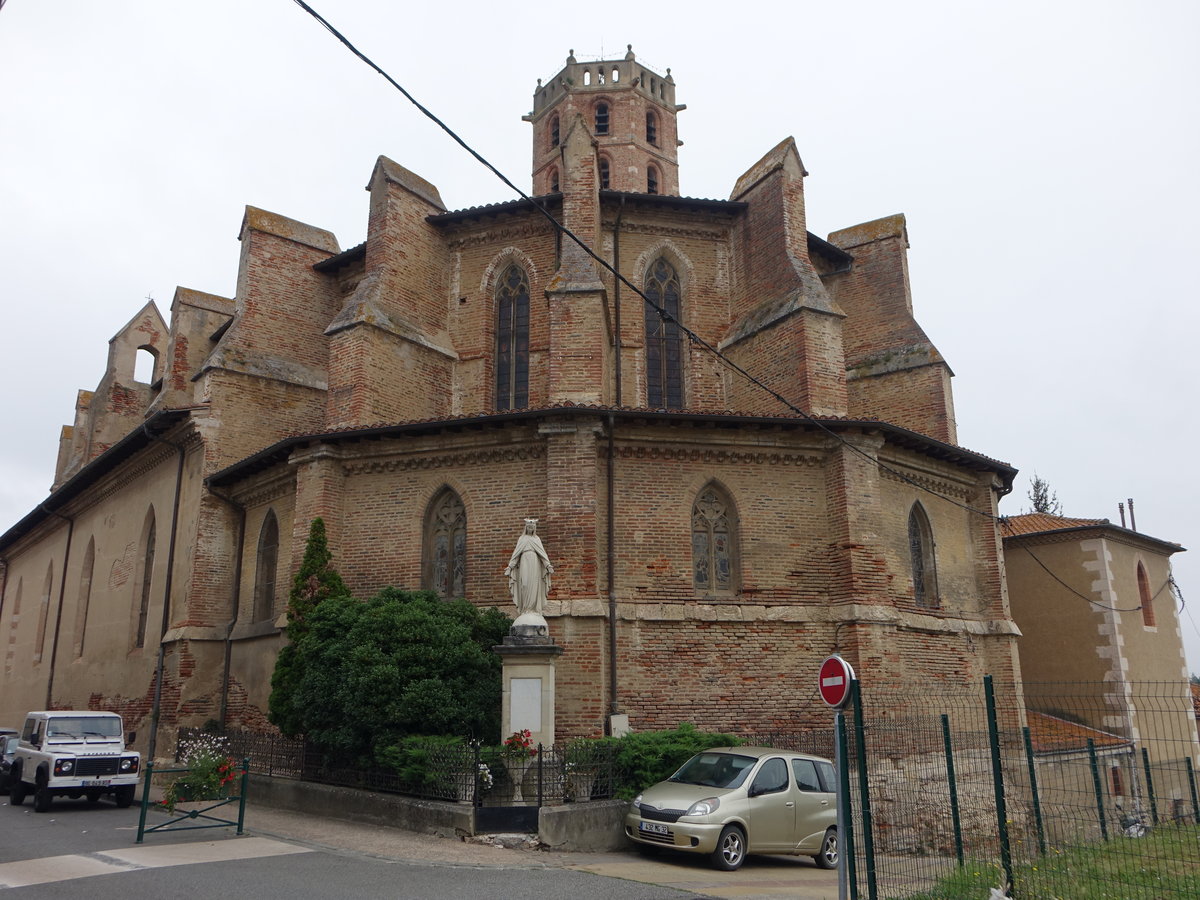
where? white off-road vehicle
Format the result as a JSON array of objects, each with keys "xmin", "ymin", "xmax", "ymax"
[{"xmin": 10, "ymin": 711, "xmax": 140, "ymax": 812}]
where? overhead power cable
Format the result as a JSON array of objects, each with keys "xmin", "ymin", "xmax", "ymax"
[
  {"xmin": 290, "ymin": 0, "xmax": 1002, "ymax": 523},
  {"xmin": 1017, "ymin": 544, "xmax": 1174, "ymax": 613}
]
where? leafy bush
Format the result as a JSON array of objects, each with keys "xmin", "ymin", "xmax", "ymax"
[
  {"xmin": 611, "ymin": 723, "xmax": 742, "ymax": 798},
  {"xmin": 376, "ymin": 735, "xmax": 469, "ymax": 786},
  {"xmin": 290, "ymin": 588, "xmax": 511, "ymax": 764}
]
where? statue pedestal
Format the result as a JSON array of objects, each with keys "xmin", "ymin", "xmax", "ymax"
[{"xmin": 495, "ymin": 627, "xmax": 562, "ymax": 750}]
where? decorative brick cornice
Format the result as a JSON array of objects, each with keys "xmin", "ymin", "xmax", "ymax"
[
  {"xmin": 879, "ymin": 466, "xmax": 975, "ymax": 500},
  {"xmin": 342, "ymin": 444, "xmax": 546, "ymax": 476},
  {"xmin": 612, "ymin": 446, "xmax": 824, "ymax": 467},
  {"xmin": 444, "ymin": 221, "xmax": 554, "ymax": 250}
]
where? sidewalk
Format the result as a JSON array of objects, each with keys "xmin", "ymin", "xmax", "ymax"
[{"xmin": 239, "ymin": 801, "xmax": 840, "ymax": 900}]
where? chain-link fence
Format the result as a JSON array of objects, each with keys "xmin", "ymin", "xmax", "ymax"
[{"xmin": 838, "ymin": 678, "xmax": 1200, "ymax": 899}]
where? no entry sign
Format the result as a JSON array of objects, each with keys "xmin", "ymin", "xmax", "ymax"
[{"xmin": 818, "ymin": 655, "xmax": 855, "ymax": 708}]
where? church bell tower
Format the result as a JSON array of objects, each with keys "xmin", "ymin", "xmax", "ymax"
[{"xmin": 525, "ymin": 46, "xmax": 684, "ymax": 197}]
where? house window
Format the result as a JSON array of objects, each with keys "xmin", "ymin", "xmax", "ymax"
[
  {"xmin": 1111, "ymin": 766, "xmax": 1124, "ymax": 796},
  {"xmin": 644, "ymin": 257, "xmax": 683, "ymax": 408},
  {"xmin": 550, "ymin": 115, "xmax": 560, "ymax": 148},
  {"xmin": 647, "ymin": 165, "xmax": 659, "ymax": 194},
  {"xmin": 135, "ymin": 509, "xmax": 156, "ymax": 648},
  {"xmin": 495, "ymin": 264, "xmax": 530, "ymax": 410},
  {"xmin": 595, "ymin": 102, "xmax": 609, "ymax": 135},
  {"xmin": 646, "ymin": 111, "xmax": 658, "ymax": 145},
  {"xmin": 424, "ymin": 488, "xmax": 466, "ymax": 599},
  {"xmin": 908, "ymin": 503, "xmax": 938, "ymax": 608},
  {"xmin": 599, "ymin": 157, "xmax": 610, "ymax": 189},
  {"xmin": 34, "ymin": 563, "xmax": 53, "ymax": 665},
  {"xmin": 74, "ymin": 538, "xmax": 95, "ymax": 659},
  {"xmin": 692, "ymin": 483, "xmax": 737, "ymax": 595},
  {"xmin": 253, "ymin": 511, "xmax": 280, "ymax": 623},
  {"xmin": 1137, "ymin": 562, "xmax": 1155, "ymax": 627}
]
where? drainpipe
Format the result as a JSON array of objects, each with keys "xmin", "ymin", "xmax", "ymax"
[
  {"xmin": 606, "ymin": 197, "xmax": 626, "ymax": 725},
  {"xmin": 142, "ymin": 424, "xmax": 186, "ymax": 764},
  {"xmin": 39, "ymin": 503, "xmax": 74, "ymax": 710},
  {"xmin": 207, "ymin": 487, "xmax": 246, "ymax": 729}
]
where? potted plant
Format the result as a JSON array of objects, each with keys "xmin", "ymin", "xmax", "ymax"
[
  {"xmin": 159, "ymin": 733, "xmax": 238, "ymax": 813},
  {"xmin": 562, "ymin": 738, "xmax": 604, "ymax": 802},
  {"xmin": 501, "ymin": 729, "xmax": 536, "ymax": 803}
]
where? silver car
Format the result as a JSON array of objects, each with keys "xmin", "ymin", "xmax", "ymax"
[{"xmin": 624, "ymin": 746, "xmax": 838, "ymax": 871}]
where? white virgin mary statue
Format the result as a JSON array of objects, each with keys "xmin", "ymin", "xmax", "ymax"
[{"xmin": 505, "ymin": 518, "xmax": 554, "ymax": 619}]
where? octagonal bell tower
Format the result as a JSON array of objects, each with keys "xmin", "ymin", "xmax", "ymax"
[{"xmin": 524, "ymin": 46, "xmax": 685, "ymax": 197}]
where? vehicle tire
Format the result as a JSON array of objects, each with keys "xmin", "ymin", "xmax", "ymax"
[
  {"xmin": 711, "ymin": 825, "xmax": 746, "ymax": 871},
  {"xmin": 33, "ymin": 781, "xmax": 53, "ymax": 814},
  {"xmin": 86, "ymin": 790, "xmax": 102, "ymax": 804},
  {"xmin": 114, "ymin": 785, "xmax": 135, "ymax": 809},
  {"xmin": 10, "ymin": 773, "xmax": 27, "ymax": 806},
  {"xmin": 814, "ymin": 828, "xmax": 838, "ymax": 869}
]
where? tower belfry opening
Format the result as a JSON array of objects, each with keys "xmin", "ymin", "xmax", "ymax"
[{"xmin": 525, "ymin": 45, "xmax": 684, "ymax": 196}]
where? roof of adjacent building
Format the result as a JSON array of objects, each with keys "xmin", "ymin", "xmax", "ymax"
[
  {"xmin": 1001, "ymin": 512, "xmax": 1185, "ymax": 554},
  {"xmin": 1026, "ymin": 710, "xmax": 1133, "ymax": 755},
  {"xmin": 1192, "ymin": 683, "xmax": 1200, "ymax": 719}
]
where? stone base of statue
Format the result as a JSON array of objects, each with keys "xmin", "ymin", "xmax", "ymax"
[{"xmin": 495, "ymin": 621, "xmax": 562, "ymax": 754}]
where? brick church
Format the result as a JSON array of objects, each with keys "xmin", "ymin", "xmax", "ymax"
[{"xmin": 0, "ymin": 47, "xmax": 1021, "ymax": 751}]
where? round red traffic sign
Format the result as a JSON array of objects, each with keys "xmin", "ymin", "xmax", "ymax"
[{"xmin": 818, "ymin": 655, "xmax": 855, "ymax": 708}]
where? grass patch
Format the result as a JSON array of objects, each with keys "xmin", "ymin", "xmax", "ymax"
[{"xmin": 900, "ymin": 825, "xmax": 1200, "ymax": 899}]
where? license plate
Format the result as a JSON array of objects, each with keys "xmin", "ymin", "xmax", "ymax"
[
  {"xmin": 639, "ymin": 822, "xmax": 669, "ymax": 835},
  {"xmin": 83, "ymin": 780, "xmax": 110, "ymax": 787}
]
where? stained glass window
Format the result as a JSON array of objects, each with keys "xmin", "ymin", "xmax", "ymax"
[
  {"xmin": 693, "ymin": 484, "xmax": 736, "ymax": 594},
  {"xmin": 254, "ymin": 510, "xmax": 279, "ymax": 622},
  {"xmin": 425, "ymin": 489, "xmax": 467, "ymax": 599},
  {"xmin": 495, "ymin": 265, "xmax": 530, "ymax": 411},
  {"xmin": 645, "ymin": 257, "xmax": 683, "ymax": 408},
  {"xmin": 908, "ymin": 503, "xmax": 937, "ymax": 608}
]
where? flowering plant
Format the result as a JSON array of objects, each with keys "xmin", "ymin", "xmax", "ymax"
[
  {"xmin": 502, "ymin": 729, "xmax": 536, "ymax": 759},
  {"xmin": 159, "ymin": 733, "xmax": 239, "ymax": 813},
  {"xmin": 476, "ymin": 762, "xmax": 494, "ymax": 791}
]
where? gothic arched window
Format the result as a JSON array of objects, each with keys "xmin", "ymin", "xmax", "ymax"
[
  {"xmin": 692, "ymin": 483, "xmax": 738, "ymax": 595},
  {"xmin": 74, "ymin": 538, "xmax": 95, "ymax": 659},
  {"xmin": 254, "ymin": 510, "xmax": 280, "ymax": 623},
  {"xmin": 34, "ymin": 562, "xmax": 53, "ymax": 665},
  {"xmin": 550, "ymin": 115, "xmax": 560, "ymax": 148},
  {"xmin": 646, "ymin": 111, "xmax": 658, "ymax": 146},
  {"xmin": 595, "ymin": 102, "xmax": 609, "ymax": 135},
  {"xmin": 424, "ymin": 488, "xmax": 467, "ymax": 599},
  {"xmin": 495, "ymin": 264, "xmax": 530, "ymax": 411},
  {"xmin": 644, "ymin": 257, "xmax": 683, "ymax": 408},
  {"xmin": 135, "ymin": 508, "xmax": 156, "ymax": 648},
  {"xmin": 908, "ymin": 503, "xmax": 938, "ymax": 608},
  {"xmin": 599, "ymin": 157, "xmax": 610, "ymax": 189},
  {"xmin": 1137, "ymin": 562, "xmax": 1155, "ymax": 627},
  {"xmin": 647, "ymin": 165, "xmax": 659, "ymax": 194},
  {"xmin": 549, "ymin": 167, "xmax": 560, "ymax": 193}
]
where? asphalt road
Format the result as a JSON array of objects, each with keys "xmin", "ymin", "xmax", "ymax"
[{"xmin": 0, "ymin": 794, "xmax": 839, "ymax": 899}]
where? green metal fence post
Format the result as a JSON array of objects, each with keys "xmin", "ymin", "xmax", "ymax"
[
  {"xmin": 941, "ymin": 714, "xmax": 964, "ymax": 867},
  {"xmin": 851, "ymin": 680, "xmax": 877, "ymax": 900},
  {"xmin": 236, "ymin": 757, "xmax": 249, "ymax": 835},
  {"xmin": 1140, "ymin": 747, "xmax": 1158, "ymax": 825},
  {"xmin": 984, "ymin": 676, "xmax": 1014, "ymax": 896},
  {"xmin": 136, "ymin": 759, "xmax": 155, "ymax": 843},
  {"xmin": 836, "ymin": 705, "xmax": 858, "ymax": 900},
  {"xmin": 1086, "ymin": 739, "xmax": 1108, "ymax": 841},
  {"xmin": 1186, "ymin": 757, "xmax": 1199, "ymax": 825},
  {"xmin": 1021, "ymin": 726, "xmax": 1046, "ymax": 857}
]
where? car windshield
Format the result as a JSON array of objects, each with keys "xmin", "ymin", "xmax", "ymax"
[
  {"xmin": 47, "ymin": 717, "xmax": 121, "ymax": 739},
  {"xmin": 669, "ymin": 752, "xmax": 756, "ymax": 789}
]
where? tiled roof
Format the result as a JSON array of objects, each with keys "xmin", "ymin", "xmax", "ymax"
[
  {"xmin": 1191, "ymin": 683, "xmax": 1200, "ymax": 718},
  {"xmin": 1027, "ymin": 711, "xmax": 1132, "ymax": 754},
  {"xmin": 1001, "ymin": 513, "xmax": 1109, "ymax": 538}
]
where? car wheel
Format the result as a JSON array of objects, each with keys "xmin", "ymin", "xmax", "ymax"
[
  {"xmin": 711, "ymin": 824, "xmax": 746, "ymax": 871},
  {"xmin": 10, "ymin": 773, "xmax": 27, "ymax": 806},
  {"xmin": 814, "ymin": 828, "xmax": 838, "ymax": 869},
  {"xmin": 114, "ymin": 785, "xmax": 135, "ymax": 809},
  {"xmin": 33, "ymin": 780, "xmax": 53, "ymax": 813}
]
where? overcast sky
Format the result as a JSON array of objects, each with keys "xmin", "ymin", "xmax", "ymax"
[{"xmin": 2, "ymin": 1, "xmax": 1198, "ymax": 674}]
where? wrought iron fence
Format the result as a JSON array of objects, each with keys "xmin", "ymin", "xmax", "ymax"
[
  {"xmin": 174, "ymin": 729, "xmax": 618, "ymax": 808},
  {"xmin": 837, "ymin": 678, "xmax": 1200, "ymax": 899}
]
